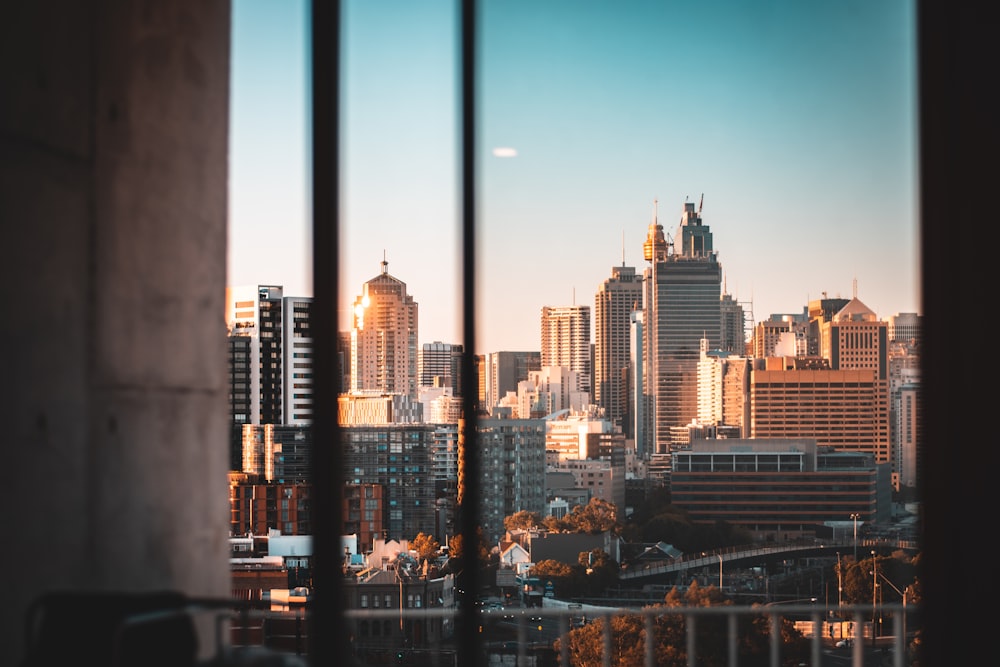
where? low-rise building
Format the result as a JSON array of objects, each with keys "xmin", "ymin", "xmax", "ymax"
[{"xmin": 669, "ymin": 438, "xmax": 890, "ymax": 541}]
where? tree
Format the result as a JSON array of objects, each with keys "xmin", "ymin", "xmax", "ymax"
[
  {"xmin": 529, "ymin": 559, "xmax": 586, "ymax": 598},
  {"xmin": 579, "ymin": 549, "xmax": 620, "ymax": 596},
  {"xmin": 542, "ymin": 514, "xmax": 570, "ymax": 533},
  {"xmin": 556, "ymin": 583, "xmax": 809, "ymax": 667},
  {"xmin": 445, "ymin": 527, "xmax": 489, "ymax": 573},
  {"xmin": 564, "ymin": 497, "xmax": 619, "ymax": 534},
  {"xmin": 504, "ymin": 510, "xmax": 543, "ymax": 532},
  {"xmin": 411, "ymin": 532, "xmax": 440, "ymax": 560}
]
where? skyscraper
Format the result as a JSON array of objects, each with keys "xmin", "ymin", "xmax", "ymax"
[
  {"xmin": 226, "ymin": 287, "xmax": 315, "ymax": 428},
  {"xmin": 719, "ymin": 290, "xmax": 748, "ymax": 355},
  {"xmin": 540, "ymin": 304, "xmax": 592, "ymax": 399},
  {"xmin": 419, "ymin": 341, "xmax": 464, "ymax": 394},
  {"xmin": 594, "ymin": 264, "xmax": 642, "ymax": 432},
  {"xmin": 350, "ymin": 257, "xmax": 419, "ymax": 399},
  {"xmin": 226, "ymin": 284, "xmax": 285, "ymax": 426},
  {"xmin": 643, "ymin": 198, "xmax": 723, "ymax": 454},
  {"xmin": 484, "ymin": 351, "xmax": 540, "ymax": 412},
  {"xmin": 282, "ymin": 295, "xmax": 314, "ymax": 425}
]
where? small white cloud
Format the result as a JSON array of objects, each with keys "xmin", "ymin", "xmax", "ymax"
[{"xmin": 492, "ymin": 147, "xmax": 518, "ymax": 158}]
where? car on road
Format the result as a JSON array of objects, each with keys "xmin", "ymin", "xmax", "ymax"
[{"xmin": 835, "ymin": 638, "xmax": 854, "ymax": 648}]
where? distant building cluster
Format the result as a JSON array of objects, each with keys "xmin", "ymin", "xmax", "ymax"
[{"xmin": 226, "ymin": 197, "xmax": 922, "ymax": 554}]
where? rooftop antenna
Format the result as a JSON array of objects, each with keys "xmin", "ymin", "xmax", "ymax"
[
  {"xmin": 381, "ymin": 249, "xmax": 388, "ymax": 274},
  {"xmin": 622, "ymin": 230, "xmax": 626, "ymax": 266},
  {"xmin": 853, "ymin": 277, "xmax": 858, "ymax": 299},
  {"xmin": 698, "ymin": 193, "xmax": 704, "ymax": 214}
]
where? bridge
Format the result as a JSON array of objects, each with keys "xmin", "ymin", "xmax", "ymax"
[{"xmin": 619, "ymin": 537, "xmax": 918, "ymax": 582}]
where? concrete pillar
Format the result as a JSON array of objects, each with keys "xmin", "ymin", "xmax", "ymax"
[{"xmin": 2, "ymin": 1, "xmax": 231, "ymax": 662}]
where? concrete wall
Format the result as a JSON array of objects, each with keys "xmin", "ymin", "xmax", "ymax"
[{"xmin": 2, "ymin": 1, "xmax": 231, "ymax": 662}]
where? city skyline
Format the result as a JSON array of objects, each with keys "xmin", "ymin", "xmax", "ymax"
[{"xmin": 228, "ymin": 0, "xmax": 920, "ymax": 354}]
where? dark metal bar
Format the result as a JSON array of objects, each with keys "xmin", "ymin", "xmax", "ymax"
[
  {"xmin": 309, "ymin": 1, "xmax": 346, "ymax": 665},
  {"xmin": 456, "ymin": 0, "xmax": 482, "ymax": 666}
]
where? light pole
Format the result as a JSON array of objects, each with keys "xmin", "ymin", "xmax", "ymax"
[
  {"xmin": 701, "ymin": 552, "xmax": 723, "ymax": 588},
  {"xmin": 850, "ymin": 513, "xmax": 860, "ymax": 562},
  {"xmin": 871, "ymin": 550, "xmax": 877, "ymax": 649},
  {"xmin": 876, "ymin": 569, "xmax": 908, "ymax": 651},
  {"xmin": 836, "ymin": 552, "xmax": 843, "ymax": 608}
]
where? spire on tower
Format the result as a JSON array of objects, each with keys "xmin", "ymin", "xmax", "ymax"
[
  {"xmin": 644, "ymin": 198, "xmax": 667, "ymax": 263},
  {"xmin": 381, "ymin": 250, "xmax": 388, "ymax": 274}
]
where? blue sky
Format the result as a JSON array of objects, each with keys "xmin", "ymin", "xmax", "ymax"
[{"xmin": 228, "ymin": 0, "xmax": 919, "ymax": 354}]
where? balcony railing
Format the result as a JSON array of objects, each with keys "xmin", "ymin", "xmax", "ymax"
[{"xmin": 222, "ymin": 601, "xmax": 916, "ymax": 667}]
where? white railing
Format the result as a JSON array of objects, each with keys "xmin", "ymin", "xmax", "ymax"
[{"xmin": 224, "ymin": 601, "xmax": 915, "ymax": 667}]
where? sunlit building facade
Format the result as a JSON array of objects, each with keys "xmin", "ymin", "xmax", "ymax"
[
  {"xmin": 643, "ymin": 199, "xmax": 722, "ymax": 455},
  {"xmin": 750, "ymin": 360, "xmax": 890, "ymax": 464},
  {"xmin": 350, "ymin": 258, "xmax": 419, "ymax": 399},
  {"xmin": 540, "ymin": 304, "xmax": 592, "ymax": 400}
]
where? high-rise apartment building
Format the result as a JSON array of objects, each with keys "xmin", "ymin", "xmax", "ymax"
[
  {"xmin": 475, "ymin": 416, "xmax": 547, "ymax": 544},
  {"xmin": 643, "ymin": 199, "xmax": 722, "ymax": 454},
  {"xmin": 540, "ymin": 305, "xmax": 592, "ymax": 399},
  {"xmin": 342, "ymin": 424, "xmax": 437, "ymax": 541},
  {"xmin": 350, "ymin": 258, "xmax": 419, "ymax": 399},
  {"xmin": 594, "ymin": 264, "xmax": 642, "ymax": 432},
  {"xmin": 226, "ymin": 285, "xmax": 285, "ymax": 426},
  {"xmin": 282, "ymin": 296, "xmax": 314, "ymax": 425},
  {"xmin": 226, "ymin": 287, "xmax": 315, "ymax": 459}
]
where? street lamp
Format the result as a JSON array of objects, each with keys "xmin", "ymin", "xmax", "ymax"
[
  {"xmin": 836, "ymin": 552, "xmax": 843, "ymax": 608},
  {"xmin": 850, "ymin": 513, "xmax": 861, "ymax": 562},
  {"xmin": 701, "ymin": 552, "xmax": 723, "ymax": 588},
  {"xmin": 871, "ymin": 550, "xmax": 877, "ymax": 649},
  {"xmin": 876, "ymin": 569, "xmax": 908, "ymax": 651}
]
